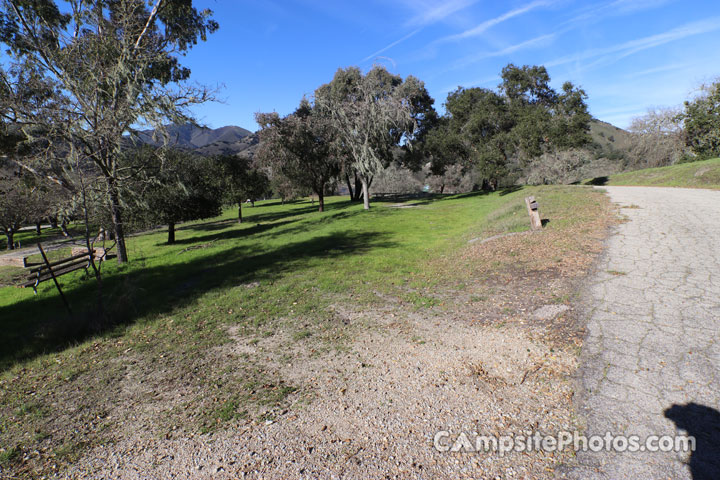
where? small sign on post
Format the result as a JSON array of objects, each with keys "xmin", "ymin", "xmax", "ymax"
[{"xmin": 525, "ymin": 196, "xmax": 542, "ymax": 231}]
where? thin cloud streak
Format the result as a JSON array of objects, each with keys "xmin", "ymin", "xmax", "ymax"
[
  {"xmin": 610, "ymin": 0, "xmax": 675, "ymax": 14},
  {"xmin": 405, "ymin": 0, "xmax": 479, "ymax": 27},
  {"xmin": 623, "ymin": 62, "xmax": 690, "ymax": 79},
  {"xmin": 453, "ymin": 33, "xmax": 557, "ymax": 69},
  {"xmin": 439, "ymin": 75, "xmax": 499, "ymax": 95},
  {"xmin": 563, "ymin": 0, "xmax": 676, "ymax": 27},
  {"xmin": 439, "ymin": 0, "xmax": 555, "ymax": 43},
  {"xmin": 545, "ymin": 17, "xmax": 720, "ymax": 69},
  {"xmin": 361, "ymin": 0, "xmax": 478, "ymax": 64},
  {"xmin": 361, "ymin": 29, "xmax": 422, "ymax": 63}
]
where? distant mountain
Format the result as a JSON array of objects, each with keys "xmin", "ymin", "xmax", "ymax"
[{"xmin": 137, "ymin": 124, "xmax": 258, "ymax": 157}]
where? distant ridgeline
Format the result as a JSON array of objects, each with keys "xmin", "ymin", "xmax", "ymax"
[
  {"xmin": 135, "ymin": 124, "xmax": 259, "ymax": 158},
  {"xmin": 130, "ymin": 120, "xmax": 636, "ymax": 181}
]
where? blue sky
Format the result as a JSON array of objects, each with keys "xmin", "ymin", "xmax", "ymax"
[{"xmin": 184, "ymin": 0, "xmax": 720, "ymax": 131}]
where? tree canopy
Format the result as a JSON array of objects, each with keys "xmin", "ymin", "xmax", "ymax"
[
  {"xmin": 435, "ymin": 64, "xmax": 591, "ymax": 189},
  {"xmin": 314, "ymin": 66, "xmax": 435, "ymax": 209},
  {"xmin": 129, "ymin": 147, "xmax": 222, "ymax": 244},
  {"xmin": 216, "ymin": 154, "xmax": 270, "ymax": 222},
  {"xmin": 682, "ymin": 81, "xmax": 720, "ymax": 160},
  {"xmin": 256, "ymin": 99, "xmax": 339, "ymax": 212}
]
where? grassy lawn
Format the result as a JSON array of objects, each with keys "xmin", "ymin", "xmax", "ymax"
[
  {"xmin": 585, "ymin": 157, "xmax": 720, "ymax": 189},
  {"xmin": 0, "ymin": 226, "xmax": 82, "ymax": 251},
  {"xmin": 0, "ymin": 186, "xmax": 611, "ymax": 477}
]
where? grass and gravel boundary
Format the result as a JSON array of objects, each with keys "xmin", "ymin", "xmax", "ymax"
[{"xmin": 0, "ymin": 186, "xmax": 615, "ymax": 478}]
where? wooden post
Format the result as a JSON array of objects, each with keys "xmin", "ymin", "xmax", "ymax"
[
  {"xmin": 37, "ymin": 243, "xmax": 73, "ymax": 315},
  {"xmin": 525, "ymin": 196, "xmax": 542, "ymax": 231}
]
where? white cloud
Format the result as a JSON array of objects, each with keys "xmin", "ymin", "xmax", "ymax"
[
  {"xmin": 439, "ymin": 0, "xmax": 556, "ymax": 43},
  {"xmin": 545, "ymin": 17, "xmax": 720, "ymax": 69},
  {"xmin": 623, "ymin": 62, "xmax": 690, "ymax": 79},
  {"xmin": 453, "ymin": 33, "xmax": 557, "ymax": 69},
  {"xmin": 361, "ymin": 0, "xmax": 478, "ymax": 64},
  {"xmin": 362, "ymin": 29, "xmax": 422, "ymax": 62},
  {"xmin": 405, "ymin": 0, "xmax": 479, "ymax": 27}
]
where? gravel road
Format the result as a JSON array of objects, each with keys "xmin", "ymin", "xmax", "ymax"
[{"xmin": 567, "ymin": 187, "xmax": 720, "ymax": 479}]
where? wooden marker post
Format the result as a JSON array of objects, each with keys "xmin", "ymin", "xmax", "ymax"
[{"xmin": 525, "ymin": 196, "xmax": 542, "ymax": 231}]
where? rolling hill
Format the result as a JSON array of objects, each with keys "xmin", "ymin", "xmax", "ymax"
[{"xmin": 137, "ymin": 124, "xmax": 259, "ymax": 157}]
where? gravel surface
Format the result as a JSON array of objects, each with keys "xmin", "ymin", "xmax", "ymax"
[{"xmin": 64, "ymin": 300, "xmax": 581, "ymax": 479}]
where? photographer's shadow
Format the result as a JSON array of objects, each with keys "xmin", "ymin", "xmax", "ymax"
[{"xmin": 665, "ymin": 402, "xmax": 720, "ymax": 479}]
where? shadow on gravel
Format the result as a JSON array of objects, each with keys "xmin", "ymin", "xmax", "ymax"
[{"xmin": 665, "ymin": 402, "xmax": 720, "ymax": 480}]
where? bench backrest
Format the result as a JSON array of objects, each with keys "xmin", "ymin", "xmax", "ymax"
[{"xmin": 20, "ymin": 250, "xmax": 93, "ymax": 292}]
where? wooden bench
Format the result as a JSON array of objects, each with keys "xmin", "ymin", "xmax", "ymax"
[{"xmin": 20, "ymin": 249, "xmax": 94, "ymax": 294}]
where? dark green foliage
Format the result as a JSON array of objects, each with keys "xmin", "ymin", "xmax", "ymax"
[
  {"xmin": 428, "ymin": 64, "xmax": 591, "ymax": 189},
  {"xmin": 682, "ymin": 82, "xmax": 720, "ymax": 160},
  {"xmin": 132, "ymin": 148, "xmax": 222, "ymax": 244},
  {"xmin": 216, "ymin": 154, "xmax": 270, "ymax": 222},
  {"xmin": 256, "ymin": 99, "xmax": 340, "ymax": 212}
]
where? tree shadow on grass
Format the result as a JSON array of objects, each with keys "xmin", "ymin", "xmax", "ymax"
[
  {"xmin": 168, "ymin": 220, "xmax": 297, "ymax": 246},
  {"xmin": 499, "ymin": 185, "xmax": 523, "ymax": 196},
  {"xmin": 243, "ymin": 199, "xmax": 356, "ymax": 224},
  {"xmin": 586, "ymin": 176, "xmax": 609, "ymax": 186},
  {"xmin": 177, "ymin": 218, "xmax": 238, "ymax": 233},
  {"xmin": 257, "ymin": 211, "xmax": 369, "ymax": 241},
  {"xmin": 442, "ymin": 189, "xmax": 499, "ymax": 201},
  {"xmin": 0, "ymin": 230, "xmax": 395, "ymax": 372}
]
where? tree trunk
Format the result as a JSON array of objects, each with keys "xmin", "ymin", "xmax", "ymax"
[
  {"xmin": 60, "ymin": 219, "xmax": 70, "ymax": 237},
  {"xmin": 167, "ymin": 222, "xmax": 175, "ymax": 244},
  {"xmin": 318, "ymin": 190, "xmax": 325, "ymax": 212},
  {"xmin": 237, "ymin": 203, "xmax": 243, "ymax": 223},
  {"xmin": 361, "ymin": 178, "xmax": 370, "ymax": 210},
  {"xmin": 440, "ymin": 184, "xmax": 445, "ymax": 195},
  {"xmin": 353, "ymin": 174, "xmax": 363, "ymax": 201},
  {"xmin": 108, "ymin": 182, "xmax": 128, "ymax": 264},
  {"xmin": 345, "ymin": 173, "xmax": 355, "ymax": 201},
  {"xmin": 36, "ymin": 221, "xmax": 42, "ymax": 235},
  {"xmin": 50, "ymin": 216, "xmax": 58, "ymax": 229},
  {"xmin": 5, "ymin": 230, "xmax": 14, "ymax": 250}
]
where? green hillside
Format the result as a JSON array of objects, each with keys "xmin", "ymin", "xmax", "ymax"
[
  {"xmin": 589, "ymin": 119, "xmax": 633, "ymax": 151},
  {"xmin": 586, "ymin": 157, "xmax": 720, "ymax": 189}
]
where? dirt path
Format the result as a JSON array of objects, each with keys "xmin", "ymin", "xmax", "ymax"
[
  {"xmin": 567, "ymin": 187, "xmax": 720, "ymax": 479},
  {"xmin": 64, "ymin": 301, "xmax": 582, "ymax": 479},
  {"xmin": 0, "ymin": 238, "xmax": 79, "ymax": 267}
]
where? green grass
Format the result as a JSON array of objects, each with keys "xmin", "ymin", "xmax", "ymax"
[
  {"xmin": 0, "ymin": 192, "xmax": 525, "ymax": 371},
  {"xmin": 585, "ymin": 157, "xmax": 720, "ymax": 189},
  {"xmin": 0, "ymin": 225, "xmax": 82, "ymax": 251}
]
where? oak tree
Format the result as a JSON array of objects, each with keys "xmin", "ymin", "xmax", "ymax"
[{"xmin": 0, "ymin": 0, "xmax": 218, "ymax": 262}]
